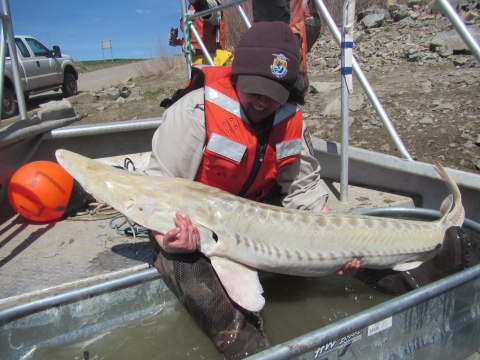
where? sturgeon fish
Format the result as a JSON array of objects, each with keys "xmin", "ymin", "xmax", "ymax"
[{"xmin": 56, "ymin": 149, "xmax": 465, "ymax": 312}]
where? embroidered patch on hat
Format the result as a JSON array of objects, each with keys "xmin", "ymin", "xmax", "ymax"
[
  {"xmin": 270, "ymin": 53, "xmax": 289, "ymax": 78},
  {"xmin": 304, "ymin": 128, "xmax": 314, "ymax": 156}
]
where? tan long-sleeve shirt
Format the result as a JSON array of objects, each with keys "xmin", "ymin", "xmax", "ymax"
[{"xmin": 146, "ymin": 88, "xmax": 328, "ymax": 212}]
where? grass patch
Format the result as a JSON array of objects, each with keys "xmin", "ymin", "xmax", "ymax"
[
  {"xmin": 143, "ymin": 87, "xmax": 167, "ymax": 100},
  {"xmin": 75, "ymin": 58, "xmax": 146, "ymax": 74},
  {"xmin": 134, "ymin": 40, "xmax": 183, "ymax": 78}
]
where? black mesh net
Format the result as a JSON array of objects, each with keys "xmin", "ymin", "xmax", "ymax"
[
  {"xmin": 149, "ymin": 231, "xmax": 270, "ymax": 359},
  {"xmin": 355, "ymin": 226, "xmax": 471, "ymax": 295}
]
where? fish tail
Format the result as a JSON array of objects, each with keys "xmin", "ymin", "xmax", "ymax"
[{"xmin": 433, "ymin": 161, "xmax": 465, "ymax": 228}]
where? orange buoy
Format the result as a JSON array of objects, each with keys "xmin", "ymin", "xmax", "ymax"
[{"xmin": 7, "ymin": 161, "xmax": 74, "ymax": 222}]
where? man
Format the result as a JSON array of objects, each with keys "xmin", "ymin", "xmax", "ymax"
[
  {"xmin": 148, "ymin": 21, "xmax": 331, "ymax": 358},
  {"xmin": 169, "ymin": 0, "xmax": 233, "ymax": 66}
]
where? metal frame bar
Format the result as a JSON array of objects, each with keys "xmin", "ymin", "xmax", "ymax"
[
  {"xmin": 186, "ymin": 0, "xmax": 250, "ymax": 21},
  {"xmin": 340, "ymin": 0, "xmax": 355, "ymax": 203},
  {"xmin": 189, "ymin": 24, "xmax": 215, "ymax": 65},
  {"xmin": 437, "ymin": 0, "xmax": 480, "ymax": 63},
  {"xmin": 0, "ymin": 0, "xmax": 28, "ymax": 120},
  {"xmin": 0, "ymin": 18, "xmax": 6, "ymax": 120},
  {"xmin": 180, "ymin": 0, "xmax": 192, "ymax": 78},
  {"xmin": 180, "ymin": 0, "xmax": 250, "ymax": 78}
]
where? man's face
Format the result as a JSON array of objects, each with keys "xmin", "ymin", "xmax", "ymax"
[{"xmin": 236, "ymin": 87, "xmax": 282, "ymax": 124}]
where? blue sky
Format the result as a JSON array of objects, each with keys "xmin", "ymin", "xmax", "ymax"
[{"xmin": 8, "ymin": 0, "xmax": 185, "ymax": 61}]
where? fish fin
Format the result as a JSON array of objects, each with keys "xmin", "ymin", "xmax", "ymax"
[
  {"xmin": 210, "ymin": 256, "xmax": 265, "ymax": 312},
  {"xmin": 392, "ymin": 261, "xmax": 423, "ymax": 272},
  {"xmin": 433, "ymin": 161, "xmax": 465, "ymax": 227},
  {"xmin": 197, "ymin": 226, "xmax": 217, "ymax": 254},
  {"xmin": 439, "ymin": 194, "xmax": 453, "ymax": 220}
]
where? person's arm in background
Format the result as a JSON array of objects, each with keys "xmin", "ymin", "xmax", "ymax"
[
  {"xmin": 169, "ymin": 0, "xmax": 221, "ymax": 47},
  {"xmin": 189, "ymin": 0, "xmax": 221, "ymax": 25}
]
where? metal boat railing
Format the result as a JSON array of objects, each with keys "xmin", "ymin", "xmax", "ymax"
[
  {"xmin": 1, "ymin": 211, "xmax": 479, "ymax": 359},
  {"xmin": 0, "ymin": 0, "xmax": 27, "ymax": 120},
  {"xmin": 248, "ymin": 263, "xmax": 480, "ymax": 360},
  {"xmin": 0, "ymin": 268, "xmax": 161, "ymax": 325}
]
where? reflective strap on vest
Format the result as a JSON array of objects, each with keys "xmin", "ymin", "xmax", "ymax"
[
  {"xmin": 206, "ymin": 133, "xmax": 247, "ymax": 163},
  {"xmin": 274, "ymin": 103, "xmax": 300, "ymax": 126},
  {"xmin": 205, "ymin": 86, "xmax": 248, "ymax": 122},
  {"xmin": 276, "ymin": 138, "xmax": 302, "ymax": 160}
]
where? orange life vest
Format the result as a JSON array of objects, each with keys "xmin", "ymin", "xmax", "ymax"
[
  {"xmin": 194, "ymin": 66, "xmax": 304, "ymax": 199},
  {"xmin": 180, "ymin": 4, "xmax": 226, "ymax": 54}
]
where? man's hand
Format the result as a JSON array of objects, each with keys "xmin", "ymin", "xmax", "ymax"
[
  {"xmin": 153, "ymin": 212, "xmax": 200, "ymax": 253},
  {"xmin": 167, "ymin": 33, "xmax": 181, "ymax": 47},
  {"xmin": 337, "ymin": 258, "xmax": 362, "ymax": 276}
]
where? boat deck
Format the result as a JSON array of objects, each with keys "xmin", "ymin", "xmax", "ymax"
[{"xmin": 0, "ymin": 179, "xmax": 414, "ymax": 310}]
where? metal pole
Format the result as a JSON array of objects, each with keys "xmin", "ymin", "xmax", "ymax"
[
  {"xmin": 340, "ymin": 0, "xmax": 353, "ymax": 203},
  {"xmin": 2, "ymin": 0, "xmax": 27, "ymax": 120},
  {"xmin": 235, "ymin": 3, "xmax": 251, "ymax": 28},
  {"xmin": 313, "ymin": 0, "xmax": 413, "ymax": 161},
  {"xmin": 180, "ymin": 0, "xmax": 192, "ymax": 78},
  {"xmin": 190, "ymin": 24, "xmax": 215, "ymax": 65},
  {"xmin": 438, "ymin": 0, "xmax": 480, "ymax": 63},
  {"xmin": 186, "ymin": 0, "xmax": 250, "ymax": 21},
  {"xmin": 0, "ymin": 17, "xmax": 7, "ymax": 121}
]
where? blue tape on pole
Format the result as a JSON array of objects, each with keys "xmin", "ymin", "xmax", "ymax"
[
  {"xmin": 341, "ymin": 67, "xmax": 353, "ymax": 75},
  {"xmin": 341, "ymin": 41, "xmax": 353, "ymax": 48}
]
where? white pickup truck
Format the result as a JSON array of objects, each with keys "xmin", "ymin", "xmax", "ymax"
[{"xmin": 3, "ymin": 35, "xmax": 78, "ymax": 118}]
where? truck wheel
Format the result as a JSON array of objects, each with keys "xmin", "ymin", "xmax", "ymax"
[
  {"xmin": 2, "ymin": 87, "xmax": 17, "ymax": 118},
  {"xmin": 62, "ymin": 72, "xmax": 77, "ymax": 97}
]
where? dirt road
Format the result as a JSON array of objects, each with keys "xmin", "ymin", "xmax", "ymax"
[{"xmin": 77, "ymin": 60, "xmax": 153, "ymax": 91}]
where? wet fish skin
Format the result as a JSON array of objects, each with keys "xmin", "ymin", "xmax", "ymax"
[{"xmin": 55, "ymin": 149, "xmax": 465, "ymax": 312}]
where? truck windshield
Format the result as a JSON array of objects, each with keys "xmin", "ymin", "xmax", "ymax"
[{"xmin": 24, "ymin": 38, "xmax": 50, "ymax": 57}]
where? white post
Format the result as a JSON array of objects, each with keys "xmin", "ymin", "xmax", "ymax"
[{"xmin": 340, "ymin": 0, "xmax": 355, "ymax": 203}]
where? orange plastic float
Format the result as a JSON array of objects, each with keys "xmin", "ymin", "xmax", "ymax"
[{"xmin": 7, "ymin": 161, "xmax": 74, "ymax": 222}]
